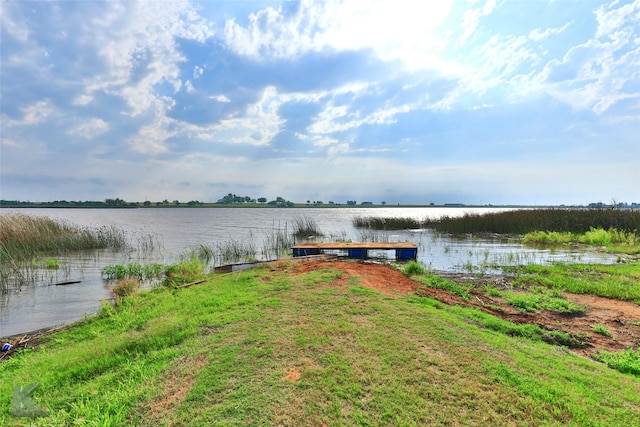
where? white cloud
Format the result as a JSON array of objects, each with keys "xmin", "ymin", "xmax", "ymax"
[
  {"xmin": 210, "ymin": 94, "xmax": 231, "ymax": 103},
  {"xmin": 1, "ymin": 137, "xmax": 21, "ymax": 148},
  {"xmin": 460, "ymin": 0, "xmax": 496, "ymax": 41},
  {"xmin": 529, "ymin": 21, "xmax": 573, "ymax": 41},
  {"xmin": 76, "ymin": 1, "xmax": 214, "ymax": 117},
  {"xmin": 193, "ymin": 86, "xmax": 285, "ymax": 146},
  {"xmin": 2, "ymin": 100, "xmax": 56, "ymax": 127},
  {"xmin": 540, "ymin": 0, "xmax": 640, "ymax": 114},
  {"xmin": 193, "ymin": 65, "xmax": 204, "ymax": 79},
  {"xmin": 595, "ymin": 0, "xmax": 640, "ymax": 39},
  {"xmin": 67, "ymin": 118, "xmax": 109, "ymax": 139},
  {"xmin": 224, "ymin": 0, "xmax": 454, "ymax": 66}
]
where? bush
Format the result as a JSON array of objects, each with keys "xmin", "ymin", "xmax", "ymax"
[
  {"xmin": 110, "ymin": 278, "xmax": 140, "ymax": 302},
  {"xmin": 401, "ymin": 260, "xmax": 427, "ymax": 276}
]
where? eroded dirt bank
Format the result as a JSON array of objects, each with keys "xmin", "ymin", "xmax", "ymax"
[{"xmin": 284, "ymin": 259, "xmax": 640, "ymax": 357}]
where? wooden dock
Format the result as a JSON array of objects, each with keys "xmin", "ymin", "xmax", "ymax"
[{"xmin": 292, "ymin": 242, "xmax": 417, "ymax": 261}]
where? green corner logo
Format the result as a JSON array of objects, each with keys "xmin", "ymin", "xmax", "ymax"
[{"xmin": 12, "ymin": 383, "xmax": 48, "ymax": 418}]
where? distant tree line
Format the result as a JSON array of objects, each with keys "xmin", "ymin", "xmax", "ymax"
[{"xmin": 216, "ymin": 193, "xmax": 294, "ymax": 207}]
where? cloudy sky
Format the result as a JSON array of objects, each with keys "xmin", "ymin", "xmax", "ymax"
[{"xmin": 1, "ymin": 0, "xmax": 638, "ymax": 205}]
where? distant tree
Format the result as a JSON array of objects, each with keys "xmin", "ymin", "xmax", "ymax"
[
  {"xmin": 347, "ymin": 200, "xmax": 357, "ymax": 206},
  {"xmin": 258, "ymin": 197, "xmax": 267, "ymax": 203},
  {"xmin": 105, "ymin": 198, "xmax": 126, "ymax": 207},
  {"xmin": 381, "ymin": 201, "xmax": 386, "ymax": 206},
  {"xmin": 143, "ymin": 201, "xmax": 151, "ymax": 206}
]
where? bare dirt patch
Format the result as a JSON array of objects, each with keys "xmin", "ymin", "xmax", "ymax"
[
  {"xmin": 281, "ymin": 259, "xmax": 640, "ymax": 357},
  {"xmin": 144, "ymin": 353, "xmax": 209, "ymax": 422}
]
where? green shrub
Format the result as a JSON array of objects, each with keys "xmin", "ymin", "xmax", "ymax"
[
  {"xmin": 401, "ymin": 260, "xmax": 427, "ymax": 276},
  {"xmin": 110, "ymin": 278, "xmax": 140, "ymax": 303}
]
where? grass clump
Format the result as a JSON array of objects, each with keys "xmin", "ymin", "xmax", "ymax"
[
  {"xmin": 292, "ymin": 215, "xmax": 324, "ymax": 238},
  {"xmin": 414, "ymin": 273, "xmax": 473, "ymax": 300},
  {"xmin": 110, "ymin": 278, "xmax": 140, "ymax": 303},
  {"xmin": 400, "ymin": 260, "xmax": 427, "ymax": 276},
  {"xmin": 592, "ymin": 324, "xmax": 613, "ymax": 337},
  {"xmin": 594, "ymin": 347, "xmax": 640, "ymax": 376},
  {"xmin": 163, "ymin": 256, "xmax": 207, "ymax": 287}
]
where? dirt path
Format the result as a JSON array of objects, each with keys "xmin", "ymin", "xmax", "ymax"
[{"xmin": 287, "ymin": 260, "xmax": 640, "ymax": 357}]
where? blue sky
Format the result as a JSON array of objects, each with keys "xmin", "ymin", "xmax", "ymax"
[{"xmin": 1, "ymin": 0, "xmax": 638, "ymax": 205}]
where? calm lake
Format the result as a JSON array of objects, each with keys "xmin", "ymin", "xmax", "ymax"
[{"xmin": 0, "ymin": 207, "xmax": 617, "ymax": 337}]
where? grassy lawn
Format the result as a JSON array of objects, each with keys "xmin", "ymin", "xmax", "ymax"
[{"xmin": 1, "ymin": 262, "xmax": 639, "ymax": 426}]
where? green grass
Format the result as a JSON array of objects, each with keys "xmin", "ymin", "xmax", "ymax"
[
  {"xmin": 592, "ymin": 324, "xmax": 612, "ymax": 337},
  {"xmin": 486, "ymin": 286, "xmax": 586, "ymax": 315},
  {"xmin": 1, "ymin": 265, "xmax": 639, "ymax": 426},
  {"xmin": 595, "ymin": 347, "xmax": 640, "ymax": 376},
  {"xmin": 524, "ymin": 227, "xmax": 640, "ymax": 254},
  {"xmin": 511, "ymin": 262, "xmax": 640, "ymax": 303}
]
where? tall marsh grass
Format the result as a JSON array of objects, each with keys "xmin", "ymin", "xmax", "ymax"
[
  {"xmin": 1, "ymin": 213, "xmax": 129, "ymax": 288},
  {"xmin": 0, "ymin": 213, "xmax": 128, "ymax": 260},
  {"xmin": 353, "ymin": 216, "xmax": 423, "ymax": 230},
  {"xmin": 426, "ymin": 208, "xmax": 640, "ymax": 235},
  {"xmin": 292, "ymin": 215, "xmax": 324, "ymax": 238}
]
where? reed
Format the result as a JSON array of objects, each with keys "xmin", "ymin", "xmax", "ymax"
[
  {"xmin": 292, "ymin": 215, "xmax": 324, "ymax": 238},
  {"xmin": 352, "ymin": 216, "xmax": 423, "ymax": 230},
  {"xmin": 426, "ymin": 208, "xmax": 640, "ymax": 235},
  {"xmin": 0, "ymin": 213, "xmax": 128, "ymax": 260}
]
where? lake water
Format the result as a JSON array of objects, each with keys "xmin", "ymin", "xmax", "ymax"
[{"xmin": 0, "ymin": 207, "xmax": 617, "ymax": 337}]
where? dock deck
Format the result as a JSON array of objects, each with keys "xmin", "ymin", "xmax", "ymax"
[{"xmin": 292, "ymin": 242, "xmax": 417, "ymax": 261}]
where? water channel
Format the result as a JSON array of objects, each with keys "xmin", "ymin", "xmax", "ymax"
[{"xmin": 0, "ymin": 207, "xmax": 618, "ymax": 337}]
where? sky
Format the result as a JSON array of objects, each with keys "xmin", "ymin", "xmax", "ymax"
[{"xmin": 1, "ymin": 0, "xmax": 639, "ymax": 206}]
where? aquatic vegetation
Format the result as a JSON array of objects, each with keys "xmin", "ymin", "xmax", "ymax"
[
  {"xmin": 352, "ymin": 216, "xmax": 423, "ymax": 230},
  {"xmin": 426, "ymin": 208, "xmax": 640, "ymax": 235},
  {"xmin": 292, "ymin": 215, "xmax": 324, "ymax": 238},
  {"xmin": 0, "ymin": 213, "xmax": 129, "ymax": 288},
  {"xmin": 101, "ymin": 262, "xmax": 165, "ymax": 281},
  {"xmin": 0, "ymin": 213, "xmax": 128, "ymax": 260},
  {"xmin": 524, "ymin": 227, "xmax": 638, "ymax": 246}
]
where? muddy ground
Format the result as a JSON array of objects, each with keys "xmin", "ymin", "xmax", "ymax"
[{"xmin": 284, "ymin": 259, "xmax": 640, "ymax": 358}]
